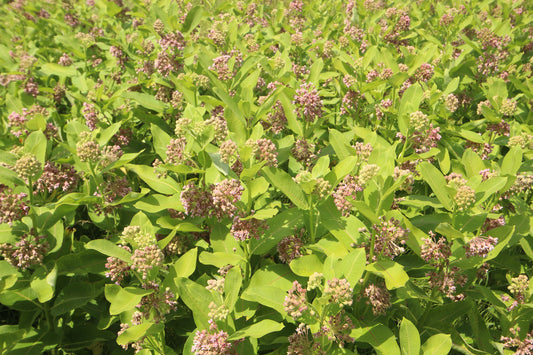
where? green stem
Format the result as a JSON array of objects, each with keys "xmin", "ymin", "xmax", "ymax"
[
  {"xmin": 418, "ymin": 288, "xmax": 438, "ymax": 327},
  {"xmin": 308, "ymin": 197, "xmax": 316, "ymax": 243}
]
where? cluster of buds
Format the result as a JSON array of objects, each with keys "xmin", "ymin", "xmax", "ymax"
[
  {"xmin": 508, "ymin": 172, "xmax": 533, "ymax": 195},
  {"xmin": 248, "ymin": 138, "xmax": 278, "ymax": 167},
  {"xmin": 288, "ymin": 324, "xmax": 325, "ymax": 355},
  {"xmin": 206, "ymin": 278, "xmax": 225, "ymax": 294},
  {"xmin": 82, "ymin": 102, "xmax": 99, "ymax": 130},
  {"xmin": 94, "ymin": 175, "xmax": 131, "ymax": 215},
  {"xmin": 414, "ymin": 63, "xmax": 434, "ymax": 82},
  {"xmin": 208, "ymin": 50, "xmax": 242, "ymax": 81},
  {"xmin": 211, "ymin": 179, "xmax": 243, "ymax": 220},
  {"xmin": 353, "ymin": 142, "xmax": 373, "ymax": 162},
  {"xmin": 454, "ymin": 184, "xmax": 476, "ymax": 211},
  {"xmin": 293, "ymin": 82, "xmax": 323, "ymax": 122},
  {"xmin": 324, "ymin": 278, "xmax": 353, "ymax": 307},
  {"xmin": 35, "ymin": 162, "xmax": 79, "ymax": 193},
  {"xmin": 369, "ymin": 217, "xmax": 408, "ymax": 260},
  {"xmin": 445, "ymin": 93, "xmax": 459, "ymax": 112},
  {"xmin": 219, "ymin": 140, "xmax": 239, "ymax": 166},
  {"xmin": 164, "ymin": 234, "xmax": 191, "ymax": 256},
  {"xmin": 105, "ymin": 245, "xmax": 131, "ymax": 284},
  {"xmin": 508, "ymin": 274, "xmax": 529, "ymax": 305},
  {"xmin": 205, "ymin": 106, "xmax": 228, "ymax": 142},
  {"xmin": 13, "ymin": 154, "xmax": 41, "ymax": 183},
  {"xmin": 364, "ymin": 283, "xmax": 391, "ymax": 315},
  {"xmin": 99, "ymin": 145, "xmax": 123, "ymax": 168},
  {"xmin": 180, "ymin": 183, "xmax": 213, "ymax": 218},
  {"xmin": 191, "ymin": 321, "xmax": 237, "ymax": 355},
  {"xmin": 316, "ymin": 311, "xmax": 355, "ymax": 348},
  {"xmin": 7, "ymin": 110, "xmax": 29, "ymax": 137},
  {"xmin": 277, "ymin": 230, "xmax": 305, "ymax": 264},
  {"xmin": 0, "ymin": 233, "xmax": 49, "ymax": 270},
  {"xmin": 208, "ymin": 302, "xmax": 229, "ymax": 321},
  {"xmin": 464, "ymin": 236, "xmax": 498, "ymax": 258},
  {"xmin": 230, "ymin": 214, "xmax": 268, "ymax": 241},
  {"xmin": 358, "ymin": 164, "xmax": 380, "ymax": 186},
  {"xmin": 166, "ymin": 137, "xmax": 187, "ymax": 165},
  {"xmin": 291, "ymin": 139, "xmax": 316, "ymax": 167},
  {"xmin": 499, "ymin": 98, "xmax": 517, "ymax": 116},
  {"xmin": 332, "ymin": 175, "xmax": 362, "ymax": 217},
  {"xmin": 131, "ymin": 245, "xmax": 164, "ymax": 280},
  {"xmin": 421, "ymin": 232, "xmax": 467, "ymax": 301},
  {"xmin": 501, "ymin": 327, "xmax": 533, "ymax": 355},
  {"xmin": 263, "ymin": 101, "xmax": 287, "ymax": 134},
  {"xmin": 340, "ymin": 90, "xmax": 363, "ymax": 115},
  {"xmin": 284, "ymin": 281, "xmax": 308, "ymax": 319},
  {"xmin": 76, "ymin": 133, "xmax": 101, "ymax": 162},
  {"xmin": 136, "ymin": 282, "xmax": 177, "ymax": 323},
  {"xmin": 0, "ymin": 186, "xmax": 29, "ymax": 225},
  {"xmin": 393, "ymin": 167, "xmax": 414, "ymax": 193}
]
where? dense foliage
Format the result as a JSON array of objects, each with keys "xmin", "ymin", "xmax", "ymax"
[{"xmin": 0, "ymin": 0, "xmax": 532, "ymax": 354}]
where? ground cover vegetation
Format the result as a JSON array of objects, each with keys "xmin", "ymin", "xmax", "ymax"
[{"xmin": 0, "ymin": 0, "xmax": 532, "ymax": 354}]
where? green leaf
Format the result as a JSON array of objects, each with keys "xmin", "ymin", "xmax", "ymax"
[
  {"xmin": 126, "ymin": 164, "xmax": 181, "ymax": 194},
  {"xmin": 417, "ymin": 161, "xmax": 453, "ymax": 211},
  {"xmin": 85, "ymin": 239, "xmax": 131, "ymax": 262},
  {"xmin": 105, "ymin": 285, "xmax": 152, "ymax": 315},
  {"xmin": 398, "ymin": 84, "xmax": 424, "ymax": 136},
  {"xmin": 319, "ymin": 199, "xmax": 365, "ymax": 247},
  {"xmin": 352, "ymin": 323, "xmax": 401, "ymax": 355},
  {"xmin": 170, "ymin": 248, "xmax": 197, "ymax": 278},
  {"xmin": 134, "ymin": 193, "xmax": 181, "ymax": 213},
  {"xmin": 0, "ymin": 166, "xmax": 24, "ymax": 188},
  {"xmin": 421, "ymin": 334, "xmax": 452, "ymax": 355},
  {"xmin": 501, "ymin": 146, "xmax": 522, "ymax": 176},
  {"xmin": 462, "ymin": 149, "xmax": 485, "ymax": 178},
  {"xmin": 24, "ymin": 131, "xmax": 47, "ymax": 163},
  {"xmin": 51, "ymin": 281, "xmax": 103, "ymax": 316},
  {"xmin": 117, "ymin": 322, "xmax": 164, "ymax": 346},
  {"xmin": 122, "ymin": 92, "xmax": 167, "ymax": 112},
  {"xmin": 366, "ymin": 260, "xmax": 409, "ymax": 289},
  {"xmin": 443, "ymin": 77, "xmax": 460, "ymax": 96},
  {"xmin": 329, "ymin": 129, "xmax": 351, "ymax": 160},
  {"xmin": 251, "ymin": 207, "xmax": 303, "ymax": 255},
  {"xmin": 181, "ymin": 6, "xmax": 204, "ymax": 34},
  {"xmin": 176, "ymin": 278, "xmax": 214, "ymax": 329},
  {"xmin": 30, "ymin": 266, "xmax": 57, "ymax": 303},
  {"xmin": 262, "ymin": 167, "xmax": 309, "ymax": 210},
  {"xmin": 326, "ymin": 156, "xmax": 357, "ymax": 185},
  {"xmin": 224, "ymin": 266, "xmax": 242, "ymax": 312},
  {"xmin": 241, "ymin": 286, "xmax": 286, "ymax": 315},
  {"xmin": 290, "ymin": 255, "xmax": 323, "ymax": 277},
  {"xmin": 40, "ymin": 63, "xmax": 77, "ymax": 77},
  {"xmin": 435, "ymin": 223, "xmax": 464, "ymax": 240},
  {"xmin": 151, "ymin": 123, "xmax": 172, "ymax": 161},
  {"xmin": 228, "ymin": 320, "xmax": 284, "ymax": 341},
  {"xmin": 199, "ymin": 251, "xmax": 246, "ymax": 268},
  {"xmin": 352, "ymin": 201, "xmax": 380, "ymax": 225},
  {"xmin": 400, "ymin": 318, "xmax": 420, "ymax": 355},
  {"xmin": 339, "ymin": 248, "xmax": 366, "ymax": 288}
]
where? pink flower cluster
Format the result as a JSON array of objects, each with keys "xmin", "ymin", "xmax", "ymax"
[
  {"xmin": 277, "ymin": 232, "xmax": 305, "ymax": 263},
  {"xmin": 230, "ymin": 214, "xmax": 268, "ymax": 241},
  {"xmin": 364, "ymin": 283, "xmax": 391, "ymax": 315},
  {"xmin": 0, "ymin": 186, "xmax": 29, "ymax": 225},
  {"xmin": 192, "ymin": 322, "xmax": 236, "ymax": 355},
  {"xmin": 212, "ymin": 179, "xmax": 243, "ymax": 220},
  {"xmin": 105, "ymin": 245, "xmax": 131, "ymax": 284},
  {"xmin": 284, "ymin": 281, "xmax": 308, "ymax": 319},
  {"xmin": 371, "ymin": 217, "xmax": 408, "ymax": 261},
  {"xmin": 35, "ymin": 162, "xmax": 79, "ymax": 193},
  {"xmin": 0, "ymin": 233, "xmax": 48, "ymax": 270},
  {"xmin": 293, "ymin": 82, "xmax": 323, "ymax": 122},
  {"xmin": 332, "ymin": 175, "xmax": 362, "ymax": 217}
]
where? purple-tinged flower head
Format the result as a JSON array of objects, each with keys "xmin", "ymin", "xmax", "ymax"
[
  {"xmin": 102, "ymin": 175, "xmax": 131, "ymax": 204},
  {"xmin": 371, "ymin": 217, "xmax": 408, "ymax": 261},
  {"xmin": 105, "ymin": 244, "xmax": 131, "ymax": 284},
  {"xmin": 166, "ymin": 137, "xmax": 187, "ymax": 165},
  {"xmin": 58, "ymin": 53, "xmax": 73, "ymax": 66},
  {"xmin": 293, "ymin": 82, "xmax": 323, "ymax": 122},
  {"xmin": 487, "ymin": 119, "xmax": 510, "ymax": 136},
  {"xmin": 292, "ymin": 62, "xmax": 309, "ymax": 77},
  {"xmin": 358, "ymin": 164, "xmax": 380, "ymax": 186},
  {"xmin": 291, "ymin": 139, "xmax": 316, "ymax": 167},
  {"xmin": 44, "ymin": 123, "xmax": 58, "ymax": 140},
  {"xmin": 211, "ymin": 179, "xmax": 243, "ymax": 220},
  {"xmin": 454, "ymin": 185, "xmax": 476, "ymax": 211},
  {"xmin": 501, "ymin": 327, "xmax": 533, "ymax": 355},
  {"xmin": 155, "ymin": 51, "xmax": 182, "ymax": 77},
  {"xmin": 219, "ymin": 140, "xmax": 239, "ymax": 165},
  {"xmin": 206, "ymin": 278, "xmax": 225, "ymax": 294},
  {"xmin": 410, "ymin": 123, "xmax": 441, "ymax": 154},
  {"xmin": 414, "ymin": 63, "xmax": 434, "ymax": 82},
  {"xmin": 0, "ymin": 186, "xmax": 29, "ymax": 226},
  {"xmin": 288, "ymin": 324, "xmax": 326, "ymax": 355},
  {"xmin": 464, "ymin": 236, "xmax": 498, "ymax": 258},
  {"xmin": 82, "ymin": 102, "xmax": 99, "ymax": 131},
  {"xmin": 263, "ymin": 101, "xmax": 287, "ymax": 134},
  {"xmin": 316, "ymin": 310, "xmax": 355, "ymax": 348},
  {"xmin": 509, "ymin": 173, "xmax": 533, "ymax": 195},
  {"xmin": 118, "ymin": 323, "xmax": 145, "ymax": 352},
  {"xmin": 353, "ymin": 142, "xmax": 373, "ymax": 162},
  {"xmin": 153, "ymin": 19, "xmax": 164, "ymax": 34},
  {"xmin": 24, "ymin": 77, "xmax": 39, "ymax": 97},
  {"xmin": 208, "ymin": 27, "xmax": 225, "ymax": 47},
  {"xmin": 14, "ymin": 154, "xmax": 41, "ymax": 183},
  {"xmin": 421, "ymin": 232, "xmax": 451, "ymax": 264},
  {"xmin": 159, "ymin": 31, "xmax": 186, "ymax": 53},
  {"xmin": 206, "ymin": 106, "xmax": 228, "ymax": 142},
  {"xmin": 396, "ymin": 15, "xmax": 411, "ymax": 31},
  {"xmin": 100, "ymin": 145, "xmax": 123, "ymax": 168},
  {"xmin": 445, "ymin": 94, "xmax": 459, "ymax": 112},
  {"xmin": 35, "ymin": 162, "xmax": 79, "ymax": 193},
  {"xmin": 479, "ymin": 169, "xmax": 498, "ymax": 182},
  {"xmin": 508, "ymin": 275, "xmax": 529, "ymax": 304},
  {"xmin": 343, "ymin": 75, "xmax": 357, "ymax": 88},
  {"xmin": 508, "ymin": 133, "xmax": 533, "ymax": 149},
  {"xmin": 208, "ymin": 302, "xmax": 229, "ymax": 321},
  {"xmin": 482, "ymin": 216, "xmax": 505, "ymax": 233},
  {"xmin": 364, "ymin": 283, "xmax": 391, "ymax": 315},
  {"xmin": 393, "ymin": 167, "xmax": 414, "ymax": 193},
  {"xmin": 164, "ymin": 234, "xmax": 191, "ymax": 256},
  {"xmin": 191, "ymin": 323, "xmax": 236, "ymax": 355},
  {"xmin": 217, "ymin": 264, "xmax": 233, "ymax": 277},
  {"xmin": 333, "ymin": 175, "xmax": 362, "ymax": 217},
  {"xmin": 324, "ymin": 278, "xmax": 353, "ymax": 307},
  {"xmin": 249, "ymin": 138, "xmax": 278, "ymax": 167},
  {"xmin": 465, "ymin": 141, "xmax": 493, "ymax": 160},
  {"xmin": 112, "ymin": 128, "xmax": 132, "ymax": 146},
  {"xmin": 131, "ymin": 245, "xmax": 164, "ymax": 280},
  {"xmin": 341, "ymin": 89, "xmax": 363, "ymax": 115},
  {"xmin": 209, "ymin": 55, "xmax": 233, "ymax": 81},
  {"xmin": 109, "ymin": 45, "xmax": 128, "ymax": 67},
  {"xmin": 313, "ymin": 178, "xmax": 332, "ymax": 199},
  {"xmin": 0, "ymin": 233, "xmax": 48, "ymax": 271},
  {"xmin": 136, "ymin": 282, "xmax": 177, "ymax": 323},
  {"xmin": 180, "ymin": 183, "xmax": 213, "ymax": 218},
  {"xmin": 278, "ymin": 230, "xmax": 305, "ymax": 264},
  {"xmin": 284, "ymin": 281, "xmax": 308, "ymax": 319},
  {"xmin": 286, "ymin": 0, "xmax": 305, "ymax": 31},
  {"xmin": 170, "ymin": 90, "xmax": 184, "ymax": 110},
  {"xmin": 7, "ymin": 111, "xmax": 28, "ymax": 137},
  {"xmin": 230, "ymin": 213, "xmax": 268, "ymax": 241},
  {"xmin": 499, "ymin": 98, "xmax": 517, "ymax": 116},
  {"xmin": 53, "ymin": 83, "xmax": 66, "ymax": 103}
]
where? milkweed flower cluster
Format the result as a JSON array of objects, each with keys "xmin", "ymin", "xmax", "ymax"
[
  {"xmin": 104, "ymin": 245, "xmax": 131, "ymax": 284},
  {"xmin": 230, "ymin": 214, "xmax": 268, "ymax": 241},
  {"xmin": 501, "ymin": 327, "xmax": 533, "ymax": 355},
  {"xmin": 284, "ymin": 281, "xmax": 308, "ymax": 319},
  {"xmin": 277, "ymin": 231, "xmax": 305, "ymax": 264},
  {"xmin": 131, "ymin": 245, "xmax": 164, "ymax": 280},
  {"xmin": 136, "ymin": 282, "xmax": 177, "ymax": 323},
  {"xmin": 464, "ymin": 236, "xmax": 498, "ymax": 258},
  {"xmin": 263, "ymin": 101, "xmax": 287, "ymax": 134},
  {"xmin": 191, "ymin": 322, "xmax": 237, "ymax": 355},
  {"xmin": 248, "ymin": 138, "xmax": 278, "ymax": 167},
  {"xmin": 508, "ymin": 275, "xmax": 529, "ymax": 305},
  {"xmin": 332, "ymin": 175, "xmax": 362, "ymax": 216},
  {"xmin": 212, "ymin": 179, "xmax": 243, "ymax": 220},
  {"xmin": 291, "ymin": 139, "xmax": 316, "ymax": 167},
  {"xmin": 13, "ymin": 154, "xmax": 41, "ymax": 183},
  {"xmin": 35, "ymin": 162, "xmax": 79, "ymax": 193},
  {"xmin": 293, "ymin": 82, "xmax": 323, "ymax": 122},
  {"xmin": 0, "ymin": 186, "xmax": 29, "ymax": 225},
  {"xmin": 316, "ymin": 311, "xmax": 355, "ymax": 348},
  {"xmin": 371, "ymin": 217, "xmax": 408, "ymax": 260},
  {"xmin": 288, "ymin": 324, "xmax": 326, "ymax": 355},
  {"xmin": 324, "ymin": 278, "xmax": 353, "ymax": 307},
  {"xmin": 364, "ymin": 283, "xmax": 391, "ymax": 315},
  {"xmin": 0, "ymin": 233, "xmax": 48, "ymax": 271}
]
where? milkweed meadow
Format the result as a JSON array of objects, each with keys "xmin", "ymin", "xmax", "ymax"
[{"xmin": 0, "ymin": 0, "xmax": 532, "ymax": 354}]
